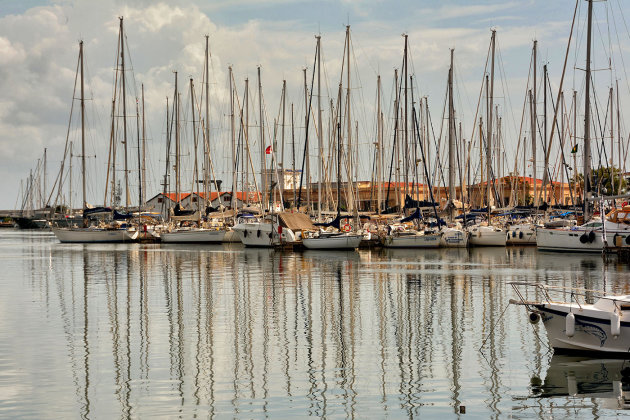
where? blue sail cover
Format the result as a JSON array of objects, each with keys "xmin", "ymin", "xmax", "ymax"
[
  {"xmin": 314, "ymin": 214, "xmax": 371, "ymax": 229},
  {"xmin": 404, "ymin": 195, "xmax": 437, "ymax": 209},
  {"xmin": 400, "ymin": 208, "xmax": 422, "ymax": 222},
  {"xmin": 83, "ymin": 207, "xmax": 112, "ymax": 218},
  {"xmin": 113, "ymin": 210, "xmax": 134, "ymax": 220},
  {"xmin": 174, "ymin": 203, "xmax": 196, "ymax": 216}
]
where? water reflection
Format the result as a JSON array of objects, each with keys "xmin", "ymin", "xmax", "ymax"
[
  {"xmin": 4, "ymin": 232, "xmax": 630, "ymax": 417},
  {"xmin": 530, "ymin": 355, "xmax": 630, "ymax": 415}
]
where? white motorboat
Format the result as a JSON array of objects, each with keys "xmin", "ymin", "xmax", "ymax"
[
  {"xmin": 383, "ymin": 229, "xmax": 441, "ymax": 248},
  {"xmin": 53, "ymin": 227, "xmax": 139, "ymax": 243},
  {"xmin": 510, "ymin": 282, "xmax": 630, "ymax": 355},
  {"xmin": 302, "ymin": 231, "xmax": 362, "ymax": 250},
  {"xmin": 161, "ymin": 227, "xmax": 226, "ymax": 243},
  {"xmin": 506, "ymin": 223, "xmax": 537, "ymax": 245},
  {"xmin": 468, "ymin": 224, "xmax": 507, "ymax": 246},
  {"xmin": 233, "ymin": 220, "xmax": 280, "ymax": 247},
  {"xmin": 232, "ymin": 212, "xmax": 310, "ymax": 247},
  {"xmin": 440, "ymin": 226, "xmax": 469, "ymax": 248},
  {"xmin": 536, "ymin": 208, "xmax": 630, "ymax": 252}
]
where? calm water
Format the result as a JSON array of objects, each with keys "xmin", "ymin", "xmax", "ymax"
[{"xmin": 2, "ymin": 230, "xmax": 630, "ymax": 419}]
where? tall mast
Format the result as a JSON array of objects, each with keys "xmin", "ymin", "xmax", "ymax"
[
  {"xmin": 174, "ymin": 71, "xmax": 180, "ymax": 203},
  {"xmin": 377, "ymin": 74, "xmax": 382, "ymax": 214},
  {"xmin": 448, "ymin": 48, "xmax": 456, "ymax": 221},
  {"xmin": 190, "ymin": 77, "xmax": 199, "ymax": 216},
  {"xmin": 229, "ymin": 67, "xmax": 236, "ymax": 213},
  {"xmin": 69, "ymin": 142, "xmax": 73, "ymax": 213},
  {"xmin": 394, "ymin": 68, "xmax": 400, "ymax": 211},
  {"xmin": 530, "ymin": 89, "xmax": 536, "ymax": 206},
  {"xmin": 317, "ymin": 35, "xmax": 322, "ymax": 221},
  {"xmin": 43, "ymin": 148, "xmax": 47, "ymax": 208},
  {"xmin": 80, "ymin": 41, "xmax": 86, "ymax": 210},
  {"xmin": 303, "ymin": 68, "xmax": 310, "ymax": 211},
  {"xmin": 532, "ymin": 40, "xmax": 537, "ymax": 207},
  {"xmin": 244, "ymin": 78, "xmax": 250, "ymax": 206},
  {"xmin": 609, "ymin": 87, "xmax": 614, "ymax": 170},
  {"xmin": 141, "ymin": 84, "xmax": 146, "ymax": 208},
  {"xmin": 487, "ymin": 30, "xmax": 496, "ymax": 222},
  {"xmin": 120, "ymin": 17, "xmax": 129, "ymax": 210},
  {"xmin": 573, "ymin": 90, "xmax": 578, "ymax": 205},
  {"xmin": 583, "ymin": 0, "xmax": 593, "ymax": 219},
  {"xmin": 205, "ymin": 35, "xmax": 210, "ymax": 207},
  {"xmin": 402, "ymin": 34, "xmax": 409, "ymax": 203},
  {"xmin": 281, "ymin": 79, "xmax": 286, "ymax": 198},
  {"xmin": 617, "ymin": 80, "xmax": 622, "ymax": 195},
  {"xmin": 291, "ymin": 103, "xmax": 296, "ymax": 208},
  {"xmin": 161, "ymin": 96, "xmax": 170, "ymax": 217},
  {"xmin": 258, "ymin": 66, "xmax": 267, "ymax": 212},
  {"xmin": 543, "ymin": 63, "xmax": 548, "ymax": 204},
  {"xmin": 135, "ymin": 91, "xmax": 141, "ymax": 211},
  {"xmin": 345, "ymin": 25, "xmax": 353, "ymax": 213}
]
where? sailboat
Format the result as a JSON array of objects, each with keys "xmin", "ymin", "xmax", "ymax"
[
  {"xmin": 440, "ymin": 48, "xmax": 469, "ymax": 248},
  {"xmin": 160, "ymin": 37, "xmax": 236, "ymax": 244},
  {"xmin": 302, "ymin": 29, "xmax": 362, "ymax": 250},
  {"xmin": 380, "ymin": 36, "xmax": 441, "ymax": 249},
  {"xmin": 536, "ymin": 0, "xmax": 630, "ymax": 252},
  {"xmin": 468, "ymin": 30, "xmax": 506, "ymax": 247},
  {"xmin": 53, "ymin": 37, "xmax": 138, "ymax": 243}
]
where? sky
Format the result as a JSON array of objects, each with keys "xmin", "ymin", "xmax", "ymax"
[{"xmin": 1, "ymin": 0, "xmax": 628, "ymax": 210}]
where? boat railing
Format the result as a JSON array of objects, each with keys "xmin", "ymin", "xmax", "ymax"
[{"xmin": 508, "ymin": 281, "xmax": 630, "ymax": 310}]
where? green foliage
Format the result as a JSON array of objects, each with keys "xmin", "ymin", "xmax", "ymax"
[{"xmin": 592, "ymin": 166, "xmax": 627, "ymax": 196}]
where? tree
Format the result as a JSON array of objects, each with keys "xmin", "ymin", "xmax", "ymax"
[{"xmin": 592, "ymin": 166, "xmax": 627, "ymax": 196}]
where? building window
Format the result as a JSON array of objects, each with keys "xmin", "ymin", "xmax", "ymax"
[{"xmin": 158, "ymin": 198, "xmax": 163, "ymax": 203}]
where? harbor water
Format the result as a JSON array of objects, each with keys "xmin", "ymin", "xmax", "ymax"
[{"xmin": 2, "ymin": 229, "xmax": 630, "ymax": 418}]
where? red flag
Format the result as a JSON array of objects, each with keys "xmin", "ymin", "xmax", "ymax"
[{"xmin": 265, "ymin": 145, "xmax": 272, "ymax": 154}]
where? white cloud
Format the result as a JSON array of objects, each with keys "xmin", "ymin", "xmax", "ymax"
[{"xmin": 0, "ymin": 0, "xmax": 625, "ymax": 209}]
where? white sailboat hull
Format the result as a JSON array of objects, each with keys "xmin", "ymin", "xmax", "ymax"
[
  {"xmin": 53, "ymin": 228, "xmax": 138, "ymax": 243},
  {"xmin": 469, "ymin": 226, "xmax": 507, "ymax": 246},
  {"xmin": 302, "ymin": 234, "xmax": 362, "ymax": 250},
  {"xmin": 160, "ymin": 228, "xmax": 226, "ymax": 243},
  {"xmin": 383, "ymin": 233, "xmax": 441, "ymax": 248},
  {"xmin": 440, "ymin": 228, "xmax": 469, "ymax": 248},
  {"xmin": 222, "ymin": 229, "xmax": 240, "ymax": 243},
  {"xmin": 536, "ymin": 228, "xmax": 605, "ymax": 252},
  {"xmin": 506, "ymin": 224, "xmax": 537, "ymax": 245}
]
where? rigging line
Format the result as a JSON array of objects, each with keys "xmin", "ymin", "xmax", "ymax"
[
  {"xmin": 495, "ymin": 38, "xmax": 519, "ymax": 160},
  {"xmin": 539, "ymin": 0, "xmax": 579, "ymax": 205},
  {"xmin": 611, "ymin": 1, "xmax": 630, "ymax": 100},
  {"xmin": 478, "ymin": 125, "xmax": 502, "ymax": 207},
  {"xmin": 606, "ymin": 0, "xmax": 614, "ymax": 87},
  {"xmin": 385, "ymin": 63, "xmax": 405, "ymax": 212},
  {"xmin": 427, "ymin": 101, "xmax": 448, "ymax": 198},
  {"xmin": 431, "ymin": 73, "xmax": 449, "ymax": 194},
  {"xmin": 591, "ymin": 83, "xmax": 610, "ymax": 170},
  {"xmin": 545, "ymin": 79, "xmax": 576, "ymax": 206},
  {"xmin": 467, "ymin": 35, "xmax": 492, "ymax": 171},
  {"xmin": 412, "ymin": 105, "xmax": 440, "ymax": 222},
  {"xmin": 509, "ymin": 48, "xmax": 534, "ymax": 205},
  {"xmin": 51, "ymin": 48, "xmax": 82, "ymax": 209},
  {"xmin": 296, "ymin": 44, "xmax": 318, "ymax": 209}
]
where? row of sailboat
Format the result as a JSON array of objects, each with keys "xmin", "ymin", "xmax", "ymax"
[{"xmin": 43, "ymin": 2, "xmax": 629, "ymax": 255}]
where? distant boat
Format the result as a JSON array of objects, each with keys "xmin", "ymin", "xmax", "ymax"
[
  {"xmin": 536, "ymin": 207, "xmax": 630, "ymax": 252},
  {"xmin": 14, "ymin": 216, "xmax": 49, "ymax": 230},
  {"xmin": 54, "ymin": 227, "xmax": 138, "ymax": 243}
]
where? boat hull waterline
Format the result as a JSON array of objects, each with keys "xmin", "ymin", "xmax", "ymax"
[{"xmin": 53, "ymin": 228, "xmax": 139, "ymax": 243}]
